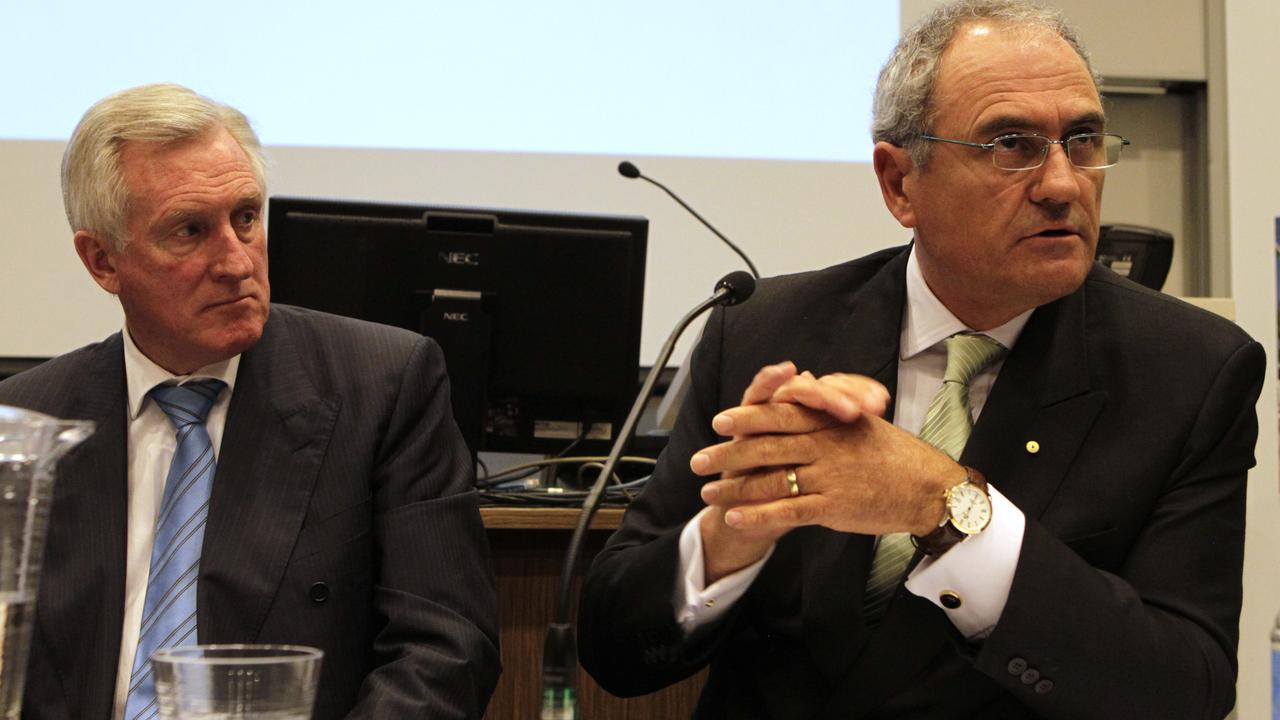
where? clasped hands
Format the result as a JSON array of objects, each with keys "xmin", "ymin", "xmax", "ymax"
[{"xmin": 694, "ymin": 362, "xmax": 963, "ymax": 582}]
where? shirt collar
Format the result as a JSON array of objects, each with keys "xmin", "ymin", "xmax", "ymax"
[
  {"xmin": 900, "ymin": 246, "xmax": 1033, "ymax": 360},
  {"xmin": 122, "ymin": 326, "xmax": 241, "ymax": 420}
]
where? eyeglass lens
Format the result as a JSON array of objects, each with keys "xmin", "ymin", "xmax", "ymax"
[{"xmin": 992, "ymin": 134, "xmax": 1124, "ymax": 169}]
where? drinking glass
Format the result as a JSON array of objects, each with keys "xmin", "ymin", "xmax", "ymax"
[{"xmin": 152, "ymin": 644, "xmax": 323, "ymax": 719}]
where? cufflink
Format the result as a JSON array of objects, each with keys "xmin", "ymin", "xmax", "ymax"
[{"xmin": 939, "ymin": 590, "xmax": 962, "ymax": 609}]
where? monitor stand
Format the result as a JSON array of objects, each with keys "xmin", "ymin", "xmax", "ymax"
[{"xmin": 420, "ymin": 289, "xmax": 492, "ymax": 459}]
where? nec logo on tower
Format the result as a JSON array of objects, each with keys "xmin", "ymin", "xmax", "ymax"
[{"xmin": 439, "ymin": 251, "xmax": 481, "ymax": 267}]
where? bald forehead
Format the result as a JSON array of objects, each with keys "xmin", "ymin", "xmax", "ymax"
[
  {"xmin": 929, "ymin": 21, "xmax": 1102, "ymax": 139},
  {"xmin": 938, "ymin": 20, "xmax": 1097, "ymax": 94}
]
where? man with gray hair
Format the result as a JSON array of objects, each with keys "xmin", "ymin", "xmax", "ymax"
[
  {"xmin": 0, "ymin": 83, "xmax": 500, "ymax": 719},
  {"xmin": 579, "ymin": 1, "xmax": 1263, "ymax": 718}
]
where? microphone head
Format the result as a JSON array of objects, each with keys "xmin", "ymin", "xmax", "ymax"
[
  {"xmin": 714, "ymin": 270, "xmax": 756, "ymax": 306},
  {"xmin": 617, "ymin": 161, "xmax": 641, "ymax": 179}
]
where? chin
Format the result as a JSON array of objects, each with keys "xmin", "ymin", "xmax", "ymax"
[
  {"xmin": 212, "ymin": 321, "xmax": 267, "ymax": 360},
  {"xmin": 1033, "ymin": 264, "xmax": 1092, "ymax": 305}
]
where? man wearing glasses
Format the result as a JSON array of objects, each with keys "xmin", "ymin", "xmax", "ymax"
[{"xmin": 579, "ymin": 1, "xmax": 1264, "ymax": 718}]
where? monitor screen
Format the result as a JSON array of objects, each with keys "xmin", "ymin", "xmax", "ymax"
[{"xmin": 266, "ymin": 196, "xmax": 647, "ymax": 456}]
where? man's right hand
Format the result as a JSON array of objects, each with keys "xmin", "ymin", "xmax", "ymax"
[{"xmin": 697, "ymin": 362, "xmax": 891, "ymax": 583}]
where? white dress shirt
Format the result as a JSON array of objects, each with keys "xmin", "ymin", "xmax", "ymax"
[
  {"xmin": 111, "ymin": 328, "xmax": 239, "ymax": 720},
  {"xmin": 675, "ymin": 247, "xmax": 1031, "ymax": 640}
]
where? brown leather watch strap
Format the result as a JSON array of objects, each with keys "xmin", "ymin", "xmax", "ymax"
[{"xmin": 912, "ymin": 467, "xmax": 990, "ymax": 557}]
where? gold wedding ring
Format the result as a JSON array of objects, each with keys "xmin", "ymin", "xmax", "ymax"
[{"xmin": 786, "ymin": 467, "xmax": 800, "ymax": 496}]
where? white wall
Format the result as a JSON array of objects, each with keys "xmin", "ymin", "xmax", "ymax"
[{"xmin": 1223, "ymin": 0, "xmax": 1280, "ymax": 715}]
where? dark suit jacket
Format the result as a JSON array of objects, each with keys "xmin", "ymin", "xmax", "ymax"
[
  {"xmin": 0, "ymin": 304, "xmax": 500, "ymax": 720},
  {"xmin": 579, "ymin": 245, "xmax": 1264, "ymax": 719}
]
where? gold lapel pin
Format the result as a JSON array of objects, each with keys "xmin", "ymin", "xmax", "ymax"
[{"xmin": 1026, "ymin": 440, "xmax": 1040, "ymax": 454}]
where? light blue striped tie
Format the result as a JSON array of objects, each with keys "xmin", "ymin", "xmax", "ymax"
[
  {"xmin": 861, "ymin": 333, "xmax": 1005, "ymax": 624},
  {"xmin": 124, "ymin": 379, "xmax": 225, "ymax": 720}
]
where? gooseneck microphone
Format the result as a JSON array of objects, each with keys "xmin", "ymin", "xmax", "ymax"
[
  {"xmin": 540, "ymin": 270, "xmax": 756, "ymax": 719},
  {"xmin": 618, "ymin": 160, "xmax": 761, "ymax": 279}
]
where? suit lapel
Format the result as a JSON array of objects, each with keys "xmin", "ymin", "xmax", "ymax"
[
  {"xmin": 199, "ymin": 310, "xmax": 340, "ymax": 642},
  {"xmin": 963, "ymin": 283, "xmax": 1106, "ymax": 519},
  {"xmin": 800, "ymin": 248, "xmax": 908, "ymax": 686},
  {"xmin": 37, "ymin": 334, "xmax": 129, "ymax": 715}
]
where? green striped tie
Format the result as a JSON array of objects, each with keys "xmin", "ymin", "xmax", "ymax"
[{"xmin": 861, "ymin": 333, "xmax": 1006, "ymax": 624}]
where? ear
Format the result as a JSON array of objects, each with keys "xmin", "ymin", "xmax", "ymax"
[
  {"xmin": 873, "ymin": 141, "xmax": 917, "ymax": 229},
  {"xmin": 74, "ymin": 230, "xmax": 122, "ymax": 295}
]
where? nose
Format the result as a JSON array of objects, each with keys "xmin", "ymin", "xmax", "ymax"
[
  {"xmin": 209, "ymin": 220, "xmax": 256, "ymax": 282},
  {"xmin": 1029, "ymin": 142, "xmax": 1083, "ymax": 206}
]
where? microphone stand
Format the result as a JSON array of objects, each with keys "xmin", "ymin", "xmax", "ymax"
[{"xmin": 540, "ymin": 273, "xmax": 753, "ymax": 719}]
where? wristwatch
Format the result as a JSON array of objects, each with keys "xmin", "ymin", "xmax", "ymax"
[{"xmin": 913, "ymin": 467, "xmax": 991, "ymax": 557}]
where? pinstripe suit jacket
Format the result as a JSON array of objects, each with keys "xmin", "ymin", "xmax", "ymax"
[
  {"xmin": 580, "ymin": 245, "xmax": 1265, "ymax": 719},
  {"xmin": 0, "ymin": 304, "xmax": 500, "ymax": 720}
]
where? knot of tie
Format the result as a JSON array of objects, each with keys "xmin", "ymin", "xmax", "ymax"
[
  {"xmin": 941, "ymin": 333, "xmax": 1007, "ymax": 387},
  {"xmin": 920, "ymin": 333, "xmax": 1006, "ymax": 463},
  {"xmin": 150, "ymin": 379, "xmax": 226, "ymax": 429}
]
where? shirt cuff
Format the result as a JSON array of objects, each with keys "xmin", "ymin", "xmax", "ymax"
[
  {"xmin": 673, "ymin": 506, "xmax": 775, "ymax": 635},
  {"xmin": 904, "ymin": 483, "xmax": 1025, "ymax": 639}
]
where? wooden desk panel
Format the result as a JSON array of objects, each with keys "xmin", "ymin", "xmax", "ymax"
[{"xmin": 481, "ymin": 507, "xmax": 705, "ymax": 719}]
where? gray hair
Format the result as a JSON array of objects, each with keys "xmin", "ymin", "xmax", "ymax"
[
  {"xmin": 61, "ymin": 83, "xmax": 268, "ymax": 249},
  {"xmin": 872, "ymin": 0, "xmax": 1101, "ymax": 168}
]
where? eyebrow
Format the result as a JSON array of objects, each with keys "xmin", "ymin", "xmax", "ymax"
[
  {"xmin": 973, "ymin": 110, "xmax": 1108, "ymax": 140},
  {"xmin": 237, "ymin": 193, "xmax": 265, "ymax": 210},
  {"xmin": 234, "ymin": 187, "xmax": 265, "ymax": 206},
  {"xmin": 157, "ymin": 191, "xmax": 264, "ymax": 224}
]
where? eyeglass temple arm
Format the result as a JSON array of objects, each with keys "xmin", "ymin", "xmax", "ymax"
[{"xmin": 919, "ymin": 134, "xmax": 993, "ymax": 149}]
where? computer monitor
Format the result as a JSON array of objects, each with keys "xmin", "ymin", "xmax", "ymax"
[
  {"xmin": 266, "ymin": 196, "xmax": 647, "ymax": 457},
  {"xmin": 1095, "ymin": 223, "xmax": 1174, "ymax": 291}
]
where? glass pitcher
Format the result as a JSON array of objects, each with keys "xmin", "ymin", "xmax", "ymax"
[{"xmin": 0, "ymin": 404, "xmax": 93, "ymax": 719}]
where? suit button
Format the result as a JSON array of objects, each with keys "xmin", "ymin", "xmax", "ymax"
[
  {"xmin": 1006, "ymin": 657, "xmax": 1028, "ymax": 675},
  {"xmin": 309, "ymin": 582, "xmax": 330, "ymax": 603},
  {"xmin": 1020, "ymin": 668, "xmax": 1040, "ymax": 685},
  {"xmin": 1034, "ymin": 678, "xmax": 1054, "ymax": 694}
]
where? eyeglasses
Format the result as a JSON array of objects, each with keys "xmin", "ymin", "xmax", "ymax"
[{"xmin": 919, "ymin": 132, "xmax": 1131, "ymax": 171}]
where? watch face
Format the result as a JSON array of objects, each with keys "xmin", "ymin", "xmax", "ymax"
[{"xmin": 948, "ymin": 483, "xmax": 992, "ymax": 534}]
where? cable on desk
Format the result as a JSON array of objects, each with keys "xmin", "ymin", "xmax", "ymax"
[
  {"xmin": 474, "ymin": 455, "xmax": 656, "ymax": 489},
  {"xmin": 479, "ymin": 475, "xmax": 651, "ymax": 506}
]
